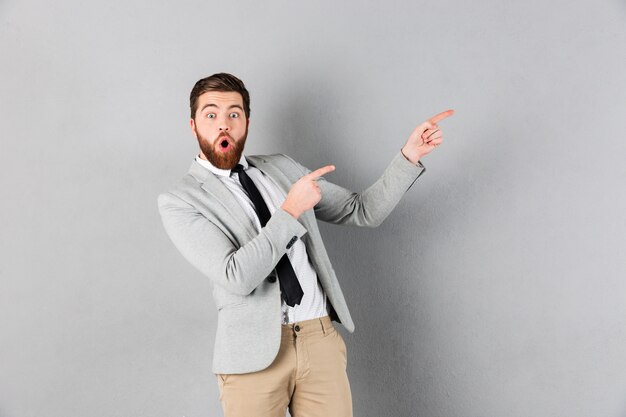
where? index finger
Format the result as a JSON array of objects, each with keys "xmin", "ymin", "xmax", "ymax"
[
  {"xmin": 307, "ymin": 165, "xmax": 336, "ymax": 179},
  {"xmin": 428, "ymin": 109, "xmax": 455, "ymax": 124}
]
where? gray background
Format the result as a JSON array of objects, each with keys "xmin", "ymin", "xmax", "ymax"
[{"xmin": 1, "ymin": 0, "xmax": 625, "ymax": 416}]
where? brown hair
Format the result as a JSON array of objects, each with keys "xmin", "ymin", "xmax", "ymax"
[{"xmin": 189, "ymin": 73, "xmax": 251, "ymax": 119}]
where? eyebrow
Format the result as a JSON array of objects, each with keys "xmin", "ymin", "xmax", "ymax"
[{"xmin": 200, "ymin": 103, "xmax": 244, "ymax": 112}]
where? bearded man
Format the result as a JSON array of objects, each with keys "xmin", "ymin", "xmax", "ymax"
[{"xmin": 158, "ymin": 72, "xmax": 452, "ymax": 417}]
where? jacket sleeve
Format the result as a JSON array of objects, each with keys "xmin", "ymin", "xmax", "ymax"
[
  {"xmin": 281, "ymin": 151, "xmax": 426, "ymax": 227},
  {"xmin": 157, "ymin": 192, "xmax": 308, "ymax": 295}
]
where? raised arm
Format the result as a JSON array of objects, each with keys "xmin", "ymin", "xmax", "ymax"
[
  {"xmin": 281, "ymin": 151, "xmax": 426, "ymax": 227},
  {"xmin": 280, "ymin": 109, "xmax": 454, "ymax": 227}
]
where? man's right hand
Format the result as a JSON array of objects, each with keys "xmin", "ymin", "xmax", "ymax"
[{"xmin": 281, "ymin": 165, "xmax": 336, "ymax": 219}]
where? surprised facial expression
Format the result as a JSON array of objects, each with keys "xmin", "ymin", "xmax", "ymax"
[{"xmin": 191, "ymin": 91, "xmax": 249, "ymax": 170}]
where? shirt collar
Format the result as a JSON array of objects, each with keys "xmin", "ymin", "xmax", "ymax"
[{"xmin": 195, "ymin": 153, "xmax": 248, "ymax": 177}]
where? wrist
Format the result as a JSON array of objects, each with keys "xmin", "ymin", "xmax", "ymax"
[
  {"xmin": 281, "ymin": 203, "xmax": 301, "ymax": 219},
  {"xmin": 401, "ymin": 147, "xmax": 422, "ymax": 165}
]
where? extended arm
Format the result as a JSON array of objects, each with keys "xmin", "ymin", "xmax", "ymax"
[
  {"xmin": 283, "ymin": 151, "xmax": 426, "ymax": 227},
  {"xmin": 278, "ymin": 109, "xmax": 453, "ymax": 227}
]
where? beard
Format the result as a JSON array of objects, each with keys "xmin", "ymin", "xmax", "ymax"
[{"xmin": 195, "ymin": 126, "xmax": 248, "ymax": 170}]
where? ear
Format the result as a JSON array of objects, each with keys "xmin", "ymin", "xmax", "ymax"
[{"xmin": 190, "ymin": 118, "xmax": 198, "ymax": 139}]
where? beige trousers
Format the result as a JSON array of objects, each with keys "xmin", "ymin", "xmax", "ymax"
[{"xmin": 215, "ymin": 315, "xmax": 353, "ymax": 417}]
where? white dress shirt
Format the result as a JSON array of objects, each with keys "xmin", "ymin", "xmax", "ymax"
[{"xmin": 195, "ymin": 153, "xmax": 329, "ymax": 325}]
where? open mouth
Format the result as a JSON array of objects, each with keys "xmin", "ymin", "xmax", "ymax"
[{"xmin": 218, "ymin": 136, "xmax": 231, "ymax": 151}]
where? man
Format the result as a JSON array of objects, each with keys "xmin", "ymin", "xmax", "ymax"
[{"xmin": 157, "ymin": 73, "xmax": 453, "ymax": 417}]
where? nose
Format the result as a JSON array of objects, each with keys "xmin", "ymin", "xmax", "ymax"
[{"xmin": 218, "ymin": 117, "xmax": 230, "ymax": 132}]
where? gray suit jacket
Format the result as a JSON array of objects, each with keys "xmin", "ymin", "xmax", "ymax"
[{"xmin": 157, "ymin": 151, "xmax": 425, "ymax": 374}]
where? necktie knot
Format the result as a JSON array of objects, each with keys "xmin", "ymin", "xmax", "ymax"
[{"xmin": 231, "ymin": 164, "xmax": 245, "ymax": 175}]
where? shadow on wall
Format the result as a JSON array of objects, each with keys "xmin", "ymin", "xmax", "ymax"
[
  {"xmin": 352, "ymin": 116, "xmax": 522, "ymax": 415},
  {"xmin": 264, "ymin": 72, "xmax": 355, "ymax": 169},
  {"xmin": 268, "ymin": 72, "xmax": 519, "ymax": 414}
]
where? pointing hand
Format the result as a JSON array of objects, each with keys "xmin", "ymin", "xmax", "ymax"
[
  {"xmin": 281, "ymin": 165, "xmax": 336, "ymax": 219},
  {"xmin": 401, "ymin": 109, "xmax": 454, "ymax": 164}
]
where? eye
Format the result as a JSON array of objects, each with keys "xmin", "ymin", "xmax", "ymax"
[
  {"xmin": 229, "ymin": 112, "xmax": 239, "ymax": 118},
  {"xmin": 207, "ymin": 113, "xmax": 216, "ymax": 119}
]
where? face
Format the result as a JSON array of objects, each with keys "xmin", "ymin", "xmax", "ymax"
[{"xmin": 190, "ymin": 91, "xmax": 250, "ymax": 170}]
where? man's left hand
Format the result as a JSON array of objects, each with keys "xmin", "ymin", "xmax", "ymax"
[{"xmin": 401, "ymin": 109, "xmax": 454, "ymax": 164}]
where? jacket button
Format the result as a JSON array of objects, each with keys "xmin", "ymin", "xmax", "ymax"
[
  {"xmin": 286, "ymin": 236, "xmax": 298, "ymax": 249},
  {"xmin": 267, "ymin": 276, "xmax": 276, "ymax": 283},
  {"xmin": 294, "ymin": 325, "xmax": 301, "ymax": 332}
]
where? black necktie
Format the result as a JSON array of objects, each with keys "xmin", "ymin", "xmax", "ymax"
[{"xmin": 231, "ymin": 164, "xmax": 304, "ymax": 307}]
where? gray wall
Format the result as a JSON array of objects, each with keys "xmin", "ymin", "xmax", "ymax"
[{"xmin": 1, "ymin": 0, "xmax": 625, "ymax": 416}]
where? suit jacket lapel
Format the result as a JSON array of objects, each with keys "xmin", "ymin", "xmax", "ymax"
[
  {"xmin": 188, "ymin": 160, "xmax": 257, "ymax": 242},
  {"xmin": 247, "ymin": 155, "xmax": 317, "ymax": 232}
]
